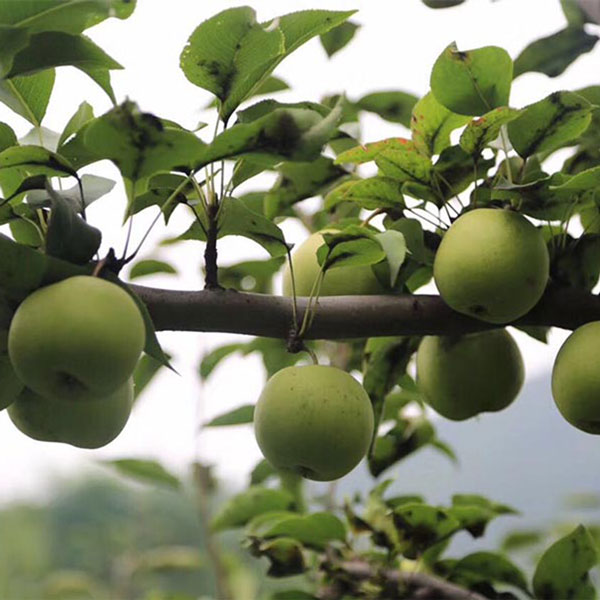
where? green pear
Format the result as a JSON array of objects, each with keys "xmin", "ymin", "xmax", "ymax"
[
  {"xmin": 9, "ymin": 276, "xmax": 145, "ymax": 402},
  {"xmin": 0, "ymin": 294, "xmax": 23, "ymax": 410},
  {"xmin": 552, "ymin": 322, "xmax": 600, "ymax": 434},
  {"xmin": 416, "ymin": 329, "xmax": 524, "ymax": 420},
  {"xmin": 434, "ymin": 208, "xmax": 549, "ymax": 323},
  {"xmin": 8, "ymin": 379, "xmax": 134, "ymax": 448},
  {"xmin": 254, "ymin": 365, "xmax": 374, "ymax": 481},
  {"xmin": 282, "ymin": 231, "xmax": 387, "ymax": 297}
]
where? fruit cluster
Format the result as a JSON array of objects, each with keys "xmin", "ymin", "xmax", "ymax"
[
  {"xmin": 255, "ymin": 207, "xmax": 600, "ymax": 482},
  {"xmin": 1, "ymin": 276, "xmax": 145, "ymax": 448}
]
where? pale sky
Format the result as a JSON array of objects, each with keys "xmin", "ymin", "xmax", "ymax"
[{"xmin": 0, "ymin": 0, "xmax": 597, "ymax": 501}]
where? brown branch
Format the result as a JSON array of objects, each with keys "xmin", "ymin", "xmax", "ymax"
[
  {"xmin": 319, "ymin": 559, "xmax": 488, "ymax": 600},
  {"xmin": 130, "ymin": 283, "xmax": 600, "ymax": 340}
]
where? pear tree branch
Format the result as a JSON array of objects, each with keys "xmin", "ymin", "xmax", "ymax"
[{"xmin": 131, "ymin": 284, "xmax": 600, "ymax": 339}]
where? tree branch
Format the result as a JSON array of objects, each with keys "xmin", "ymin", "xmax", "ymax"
[
  {"xmin": 319, "ymin": 559, "xmax": 488, "ymax": 600},
  {"xmin": 131, "ymin": 284, "xmax": 600, "ymax": 339}
]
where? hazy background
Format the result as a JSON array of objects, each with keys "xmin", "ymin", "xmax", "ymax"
[{"xmin": 0, "ymin": 0, "xmax": 598, "ymax": 541}]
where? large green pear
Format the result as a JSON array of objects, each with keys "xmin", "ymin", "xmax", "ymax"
[
  {"xmin": 8, "ymin": 276, "xmax": 145, "ymax": 402},
  {"xmin": 434, "ymin": 208, "xmax": 549, "ymax": 323},
  {"xmin": 416, "ymin": 329, "xmax": 524, "ymax": 420},
  {"xmin": 8, "ymin": 379, "xmax": 133, "ymax": 448},
  {"xmin": 282, "ymin": 231, "xmax": 387, "ymax": 296},
  {"xmin": 0, "ymin": 294, "xmax": 23, "ymax": 410},
  {"xmin": 254, "ymin": 365, "xmax": 374, "ymax": 481},
  {"xmin": 552, "ymin": 322, "xmax": 600, "ymax": 434}
]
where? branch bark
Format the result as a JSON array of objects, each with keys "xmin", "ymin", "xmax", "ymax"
[
  {"xmin": 131, "ymin": 283, "xmax": 600, "ymax": 339},
  {"xmin": 319, "ymin": 559, "xmax": 488, "ymax": 600}
]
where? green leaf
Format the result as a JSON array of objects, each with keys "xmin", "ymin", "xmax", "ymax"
[
  {"xmin": 236, "ymin": 99, "xmax": 330, "ymax": 124},
  {"xmin": 0, "ymin": 25, "xmax": 31, "ymax": 77},
  {"xmin": 181, "ymin": 7, "xmax": 354, "ymax": 122},
  {"xmin": 550, "ymin": 165, "xmax": 600, "ymax": 194},
  {"xmin": 514, "ymin": 27, "xmax": 598, "ymax": 79},
  {"xmin": 375, "ymin": 141, "xmax": 432, "ymax": 184},
  {"xmin": 0, "ymin": 121, "xmax": 16, "ymax": 151},
  {"xmin": 508, "ymin": 91, "xmax": 593, "ymax": 158},
  {"xmin": 450, "ymin": 552, "xmax": 530, "ymax": 594},
  {"xmin": 247, "ymin": 512, "xmax": 346, "ymax": 550},
  {"xmin": 431, "ymin": 43, "xmax": 513, "ymax": 116},
  {"xmin": 422, "ymin": 0, "xmax": 466, "ymax": 7},
  {"xmin": 195, "ymin": 108, "xmax": 330, "ymax": 168},
  {"xmin": 369, "ymin": 418, "xmax": 435, "ymax": 477},
  {"xmin": 26, "ymin": 174, "xmax": 115, "ymax": 211},
  {"xmin": 218, "ymin": 197, "xmax": 289, "ymax": 257},
  {"xmin": 335, "ymin": 137, "xmax": 410, "ymax": 165},
  {"xmin": 374, "ymin": 230, "xmax": 406, "ymax": 288},
  {"xmin": 459, "ymin": 107, "xmax": 521, "ymax": 156},
  {"xmin": 533, "ymin": 525, "xmax": 598, "ymax": 600},
  {"xmin": 501, "ymin": 529, "xmax": 544, "ymax": 552},
  {"xmin": 393, "ymin": 503, "xmax": 461, "ymax": 558},
  {"xmin": 133, "ymin": 353, "xmax": 168, "ymax": 401},
  {"xmin": 205, "ymin": 405, "xmax": 254, "ymax": 427},
  {"xmin": 0, "ymin": 0, "xmax": 136, "ymax": 34},
  {"xmin": 250, "ymin": 537, "xmax": 306, "ymax": 578},
  {"xmin": 0, "ymin": 70, "xmax": 55, "ymax": 125},
  {"xmin": 7, "ymin": 31, "xmax": 121, "ymax": 75},
  {"xmin": 363, "ymin": 336, "xmax": 421, "ymax": 451},
  {"xmin": 411, "ymin": 92, "xmax": 470, "ymax": 156},
  {"xmin": 136, "ymin": 546, "xmax": 203, "ymax": 573},
  {"xmin": 130, "ymin": 173, "xmax": 192, "ymax": 222},
  {"xmin": 320, "ymin": 20, "xmax": 360, "ymax": 58},
  {"xmin": 0, "ymin": 144, "xmax": 77, "ymax": 177},
  {"xmin": 211, "ymin": 487, "xmax": 295, "ymax": 531},
  {"xmin": 129, "ymin": 259, "xmax": 177, "ymax": 280},
  {"xmin": 325, "ymin": 176, "xmax": 404, "ymax": 211},
  {"xmin": 319, "ymin": 226, "xmax": 386, "ymax": 271},
  {"xmin": 264, "ymin": 156, "xmax": 347, "ymax": 219},
  {"xmin": 199, "ymin": 343, "xmax": 246, "ymax": 380},
  {"xmin": 250, "ymin": 459, "xmax": 277, "ymax": 485},
  {"xmin": 58, "ymin": 100, "xmax": 94, "ymax": 147},
  {"xmin": 180, "ymin": 7, "xmax": 284, "ymax": 121},
  {"xmin": 0, "ymin": 232, "xmax": 87, "ymax": 300},
  {"xmin": 45, "ymin": 184, "xmax": 102, "ymax": 264},
  {"xmin": 83, "ymin": 101, "xmax": 206, "ymax": 182},
  {"xmin": 112, "ymin": 280, "xmax": 172, "ymax": 370},
  {"xmin": 357, "ymin": 91, "xmax": 419, "ymax": 127},
  {"xmin": 102, "ymin": 458, "xmax": 181, "ymax": 490}
]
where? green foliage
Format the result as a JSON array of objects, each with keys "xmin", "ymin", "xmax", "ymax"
[
  {"xmin": 532, "ymin": 525, "xmax": 598, "ymax": 599},
  {"xmin": 430, "ymin": 43, "xmax": 513, "ymax": 115}
]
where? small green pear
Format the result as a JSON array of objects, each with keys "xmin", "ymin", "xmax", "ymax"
[
  {"xmin": 552, "ymin": 322, "xmax": 600, "ymax": 434},
  {"xmin": 8, "ymin": 379, "xmax": 134, "ymax": 448},
  {"xmin": 282, "ymin": 231, "xmax": 387, "ymax": 297},
  {"xmin": 9, "ymin": 276, "xmax": 145, "ymax": 402},
  {"xmin": 434, "ymin": 208, "xmax": 549, "ymax": 323},
  {"xmin": 416, "ymin": 329, "xmax": 524, "ymax": 420},
  {"xmin": 254, "ymin": 365, "xmax": 374, "ymax": 481}
]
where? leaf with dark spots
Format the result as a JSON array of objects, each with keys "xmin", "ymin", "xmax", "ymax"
[
  {"xmin": 265, "ymin": 156, "xmax": 348, "ymax": 218},
  {"xmin": 507, "ymin": 91, "xmax": 593, "ymax": 158},
  {"xmin": 362, "ymin": 336, "xmax": 421, "ymax": 454},
  {"xmin": 411, "ymin": 92, "xmax": 471, "ymax": 157},
  {"xmin": 83, "ymin": 101, "xmax": 206, "ymax": 185},
  {"xmin": 392, "ymin": 503, "xmax": 461, "ymax": 558},
  {"xmin": 368, "ymin": 418, "xmax": 436, "ymax": 476},
  {"xmin": 533, "ymin": 525, "xmax": 597, "ymax": 600}
]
